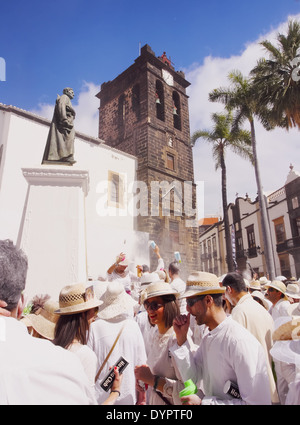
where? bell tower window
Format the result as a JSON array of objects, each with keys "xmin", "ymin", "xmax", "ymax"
[
  {"xmin": 173, "ymin": 91, "xmax": 181, "ymax": 130},
  {"xmin": 156, "ymin": 80, "xmax": 165, "ymax": 121}
]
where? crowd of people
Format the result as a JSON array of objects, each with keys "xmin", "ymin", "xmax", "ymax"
[{"xmin": 0, "ymin": 238, "xmax": 300, "ymax": 405}]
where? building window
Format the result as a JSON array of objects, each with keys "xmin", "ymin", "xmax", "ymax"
[
  {"xmin": 108, "ymin": 171, "xmax": 125, "ymax": 208},
  {"xmin": 166, "ymin": 153, "xmax": 175, "ymax": 171},
  {"xmin": 172, "ymin": 91, "xmax": 181, "ymax": 130},
  {"xmin": 169, "ymin": 220, "xmax": 179, "ymax": 244},
  {"xmin": 273, "ymin": 216, "xmax": 286, "ymax": 244},
  {"xmin": 296, "ymin": 217, "xmax": 300, "ymax": 237},
  {"xmin": 292, "ymin": 196, "xmax": 299, "ymax": 209},
  {"xmin": 156, "ymin": 80, "xmax": 165, "ymax": 121},
  {"xmin": 279, "ymin": 253, "xmax": 291, "ymax": 278},
  {"xmin": 246, "ymin": 224, "xmax": 257, "ymax": 257}
]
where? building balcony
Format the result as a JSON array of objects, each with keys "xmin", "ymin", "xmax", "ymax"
[{"xmin": 277, "ymin": 236, "xmax": 300, "ymax": 254}]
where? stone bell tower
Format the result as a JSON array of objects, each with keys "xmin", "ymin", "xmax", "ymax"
[{"xmin": 97, "ymin": 44, "xmax": 199, "ymax": 278}]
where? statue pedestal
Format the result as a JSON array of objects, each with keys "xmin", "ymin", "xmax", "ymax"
[{"xmin": 17, "ymin": 165, "xmax": 89, "ymax": 300}]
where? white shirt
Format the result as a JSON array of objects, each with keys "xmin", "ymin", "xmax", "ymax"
[
  {"xmin": 87, "ymin": 317, "xmax": 147, "ymax": 405},
  {"xmin": 231, "ymin": 294, "xmax": 278, "ymax": 403},
  {"xmin": 269, "ymin": 298, "xmax": 291, "ymax": 321},
  {"xmin": 169, "ymin": 315, "xmax": 272, "ymax": 405},
  {"xmin": 0, "ymin": 317, "xmax": 96, "ymax": 405}
]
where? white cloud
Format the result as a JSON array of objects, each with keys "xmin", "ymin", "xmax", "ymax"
[
  {"xmin": 186, "ymin": 14, "xmax": 300, "ymax": 218},
  {"xmin": 31, "ymin": 81, "xmax": 99, "ymax": 138}
]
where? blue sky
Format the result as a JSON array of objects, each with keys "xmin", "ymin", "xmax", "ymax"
[
  {"xmin": 1, "ymin": 0, "xmax": 300, "ymax": 109},
  {"xmin": 1, "ymin": 0, "xmax": 300, "ymax": 217}
]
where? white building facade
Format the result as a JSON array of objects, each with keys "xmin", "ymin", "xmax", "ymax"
[
  {"xmin": 0, "ymin": 104, "xmax": 149, "ymax": 300},
  {"xmin": 199, "ymin": 166, "xmax": 300, "ymax": 279}
]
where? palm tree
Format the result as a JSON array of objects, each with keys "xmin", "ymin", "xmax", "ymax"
[
  {"xmin": 250, "ymin": 19, "xmax": 300, "ymax": 129},
  {"xmin": 191, "ymin": 111, "xmax": 252, "ymax": 272},
  {"xmin": 209, "ymin": 71, "xmax": 276, "ymax": 280}
]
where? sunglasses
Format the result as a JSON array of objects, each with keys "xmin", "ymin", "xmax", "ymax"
[
  {"xmin": 186, "ymin": 295, "xmax": 205, "ymax": 308},
  {"xmin": 144, "ymin": 300, "xmax": 164, "ymax": 311}
]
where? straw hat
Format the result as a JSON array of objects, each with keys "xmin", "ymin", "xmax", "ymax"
[
  {"xmin": 249, "ymin": 280, "xmax": 262, "ymax": 291},
  {"xmin": 55, "ymin": 283, "xmax": 102, "ymax": 315},
  {"xmin": 22, "ymin": 299, "xmax": 60, "ymax": 340},
  {"xmin": 181, "ymin": 271, "xmax": 225, "ymax": 299},
  {"xmin": 265, "ymin": 280, "xmax": 288, "ymax": 299},
  {"xmin": 141, "ymin": 280, "xmax": 179, "ymax": 303},
  {"xmin": 97, "ymin": 281, "xmax": 138, "ymax": 320},
  {"xmin": 286, "ymin": 283, "xmax": 300, "ymax": 300},
  {"xmin": 251, "ymin": 290, "xmax": 270, "ymax": 310},
  {"xmin": 273, "ymin": 316, "xmax": 300, "ymax": 341}
]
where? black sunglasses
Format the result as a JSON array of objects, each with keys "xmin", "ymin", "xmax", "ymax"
[{"xmin": 144, "ymin": 300, "xmax": 164, "ymax": 311}]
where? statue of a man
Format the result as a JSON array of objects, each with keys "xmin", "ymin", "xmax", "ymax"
[{"xmin": 42, "ymin": 87, "xmax": 76, "ymax": 165}]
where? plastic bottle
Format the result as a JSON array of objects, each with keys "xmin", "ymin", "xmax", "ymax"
[
  {"xmin": 174, "ymin": 251, "xmax": 181, "ymax": 263},
  {"xmin": 149, "ymin": 240, "xmax": 156, "ymax": 249},
  {"xmin": 179, "ymin": 379, "xmax": 197, "ymax": 397}
]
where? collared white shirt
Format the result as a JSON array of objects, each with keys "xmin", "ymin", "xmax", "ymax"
[
  {"xmin": 169, "ymin": 315, "xmax": 271, "ymax": 405},
  {"xmin": 0, "ymin": 317, "xmax": 96, "ymax": 405}
]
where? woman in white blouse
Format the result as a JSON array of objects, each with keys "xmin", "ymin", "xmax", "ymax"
[
  {"xmin": 53, "ymin": 282, "xmax": 122, "ymax": 405},
  {"xmin": 135, "ymin": 280, "xmax": 191, "ymax": 405}
]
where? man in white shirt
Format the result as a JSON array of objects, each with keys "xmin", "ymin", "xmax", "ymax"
[
  {"xmin": 222, "ymin": 272, "xmax": 278, "ymax": 404},
  {"xmin": 170, "ymin": 271, "xmax": 272, "ymax": 405},
  {"xmin": 0, "ymin": 239, "xmax": 96, "ymax": 405},
  {"xmin": 169, "ymin": 261, "xmax": 187, "ymax": 314},
  {"xmin": 265, "ymin": 280, "xmax": 290, "ymax": 321}
]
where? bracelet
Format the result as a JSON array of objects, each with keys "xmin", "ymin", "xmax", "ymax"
[
  {"xmin": 153, "ymin": 375, "xmax": 160, "ymax": 391},
  {"xmin": 111, "ymin": 390, "xmax": 120, "ymax": 397},
  {"xmin": 114, "ymin": 262, "xmax": 119, "ymax": 267}
]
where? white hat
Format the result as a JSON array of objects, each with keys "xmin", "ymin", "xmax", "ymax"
[
  {"xmin": 181, "ymin": 271, "xmax": 225, "ymax": 299},
  {"xmin": 251, "ymin": 290, "xmax": 269, "ymax": 310},
  {"xmin": 141, "ymin": 281, "xmax": 179, "ymax": 303},
  {"xmin": 265, "ymin": 280, "xmax": 288, "ymax": 299},
  {"xmin": 275, "ymin": 276, "xmax": 287, "ymax": 282},
  {"xmin": 140, "ymin": 272, "xmax": 160, "ymax": 286},
  {"xmin": 97, "ymin": 281, "xmax": 138, "ymax": 320},
  {"xmin": 286, "ymin": 283, "xmax": 300, "ymax": 300},
  {"xmin": 259, "ymin": 276, "xmax": 271, "ymax": 286},
  {"xmin": 287, "ymin": 302, "xmax": 300, "ymax": 317}
]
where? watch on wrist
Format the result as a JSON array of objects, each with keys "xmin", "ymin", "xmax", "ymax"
[{"xmin": 153, "ymin": 375, "xmax": 160, "ymax": 391}]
